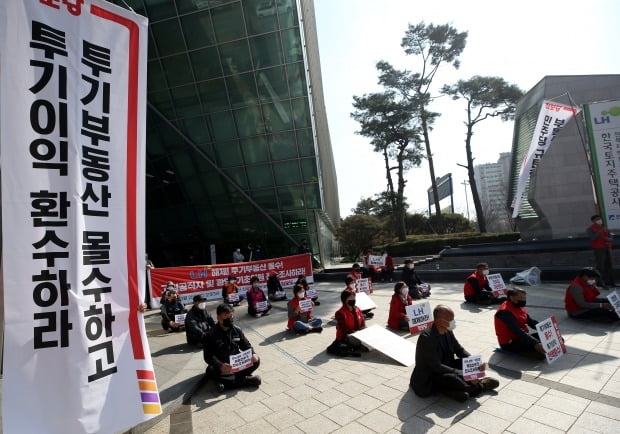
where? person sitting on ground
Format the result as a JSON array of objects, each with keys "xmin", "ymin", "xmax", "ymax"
[
  {"xmin": 246, "ymin": 276, "xmax": 272, "ymax": 317},
  {"xmin": 222, "ymin": 275, "xmax": 242, "ymax": 306},
  {"xmin": 401, "ymin": 259, "xmax": 431, "ymax": 299},
  {"xmin": 266, "ymin": 272, "xmax": 287, "ymax": 301},
  {"xmin": 348, "ymin": 263, "xmax": 363, "ymax": 281},
  {"xmin": 160, "ymin": 281, "xmax": 176, "ymax": 304},
  {"xmin": 203, "ymin": 304, "xmax": 261, "ymax": 392},
  {"xmin": 565, "ymin": 267, "xmax": 619, "ymax": 321},
  {"xmin": 464, "ymin": 262, "xmax": 505, "ymax": 305},
  {"xmin": 494, "ymin": 288, "xmax": 545, "ymax": 358},
  {"xmin": 327, "ymin": 290, "xmax": 369, "ymax": 357},
  {"xmin": 410, "ymin": 305, "xmax": 499, "ymax": 402},
  {"xmin": 343, "ymin": 276, "xmax": 375, "ymax": 319},
  {"xmin": 160, "ymin": 290, "xmax": 186, "ymax": 332},
  {"xmin": 363, "ymin": 249, "xmax": 377, "ymax": 282},
  {"xmin": 296, "ymin": 275, "xmax": 320, "ymax": 305},
  {"xmin": 185, "ymin": 294, "xmax": 215, "ymax": 346},
  {"xmin": 287, "ymin": 284, "xmax": 323, "ymax": 334},
  {"xmin": 388, "ymin": 282, "xmax": 413, "ymax": 331}
]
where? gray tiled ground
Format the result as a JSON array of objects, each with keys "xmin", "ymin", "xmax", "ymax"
[{"xmin": 143, "ymin": 280, "xmax": 620, "ymax": 433}]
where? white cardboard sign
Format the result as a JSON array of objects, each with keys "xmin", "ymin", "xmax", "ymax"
[
  {"xmin": 405, "ymin": 301, "xmax": 433, "ymax": 334},
  {"xmin": 227, "ymin": 293, "xmax": 240, "ymax": 303},
  {"xmin": 607, "ymin": 291, "xmax": 620, "ymax": 317},
  {"xmin": 351, "ymin": 325, "xmax": 415, "ymax": 366},
  {"xmin": 535, "ymin": 316, "xmax": 566, "ymax": 364},
  {"xmin": 355, "ymin": 291, "xmax": 376, "ymax": 311},
  {"xmin": 368, "ymin": 255, "xmax": 386, "ymax": 266},
  {"xmin": 299, "ymin": 299, "xmax": 313, "ymax": 313},
  {"xmin": 305, "ymin": 288, "xmax": 317, "ymax": 298},
  {"xmin": 255, "ymin": 301, "xmax": 268, "ymax": 312},
  {"xmin": 487, "ymin": 273, "xmax": 507, "ymax": 297},
  {"xmin": 462, "ymin": 355, "xmax": 485, "ymax": 381},
  {"xmin": 356, "ymin": 278, "xmax": 371, "ymax": 294},
  {"xmin": 230, "ymin": 349, "xmax": 253, "ymax": 373},
  {"xmin": 174, "ymin": 313, "xmax": 187, "ymax": 324}
]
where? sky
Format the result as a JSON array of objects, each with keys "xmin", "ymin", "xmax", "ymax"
[{"xmin": 313, "ymin": 0, "xmax": 620, "ymax": 219}]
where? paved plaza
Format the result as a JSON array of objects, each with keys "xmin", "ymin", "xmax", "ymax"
[{"xmin": 139, "ymin": 280, "xmax": 620, "ymax": 434}]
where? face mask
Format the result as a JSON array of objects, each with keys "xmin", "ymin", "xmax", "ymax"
[
  {"xmin": 448, "ymin": 319, "xmax": 457, "ymax": 331},
  {"xmin": 222, "ymin": 317, "xmax": 234, "ymax": 328},
  {"xmin": 198, "ymin": 302, "xmax": 206, "ymax": 310},
  {"xmin": 228, "ymin": 280, "xmax": 235, "ymax": 284},
  {"xmin": 407, "ymin": 264, "xmax": 414, "ymax": 269},
  {"xmin": 586, "ymin": 279, "xmax": 596, "ymax": 286},
  {"xmin": 252, "ymin": 283, "xmax": 259, "ymax": 288},
  {"xmin": 513, "ymin": 300, "xmax": 526, "ymax": 308},
  {"xmin": 595, "ymin": 219, "xmax": 603, "ymax": 225},
  {"xmin": 347, "ymin": 299, "xmax": 356, "ymax": 307},
  {"xmin": 400, "ymin": 288, "xmax": 408, "ymax": 297},
  {"xmin": 297, "ymin": 291, "xmax": 305, "ymax": 299},
  {"xmin": 348, "ymin": 282, "xmax": 355, "ymax": 288},
  {"xmin": 482, "ymin": 269, "xmax": 489, "ymax": 276}
]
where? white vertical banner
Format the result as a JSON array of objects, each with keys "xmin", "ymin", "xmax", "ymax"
[
  {"xmin": 0, "ymin": 1, "xmax": 159, "ymax": 433},
  {"xmin": 584, "ymin": 100, "xmax": 620, "ymax": 230},
  {"xmin": 512, "ymin": 100, "xmax": 580, "ymax": 218}
]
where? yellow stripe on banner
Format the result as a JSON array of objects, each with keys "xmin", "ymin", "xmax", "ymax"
[
  {"xmin": 139, "ymin": 380, "xmax": 158, "ymax": 391},
  {"xmin": 143, "ymin": 403, "xmax": 161, "ymax": 414}
]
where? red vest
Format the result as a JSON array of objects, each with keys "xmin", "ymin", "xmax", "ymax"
[
  {"xmin": 335, "ymin": 305, "xmax": 365, "ymax": 340},
  {"xmin": 463, "ymin": 271, "xmax": 487, "ymax": 297},
  {"xmin": 494, "ymin": 301, "xmax": 529, "ymax": 345},
  {"xmin": 287, "ymin": 297, "xmax": 313, "ymax": 329},
  {"xmin": 388, "ymin": 293, "xmax": 412, "ymax": 330},
  {"xmin": 590, "ymin": 224, "xmax": 611, "ymax": 249},
  {"xmin": 565, "ymin": 277, "xmax": 600, "ymax": 311}
]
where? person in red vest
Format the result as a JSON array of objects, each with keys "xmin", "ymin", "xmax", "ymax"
[
  {"xmin": 494, "ymin": 288, "xmax": 544, "ymax": 357},
  {"xmin": 287, "ymin": 284, "xmax": 323, "ymax": 334},
  {"xmin": 347, "ymin": 263, "xmax": 363, "ymax": 281},
  {"xmin": 326, "ymin": 290, "xmax": 368, "ymax": 356},
  {"xmin": 565, "ymin": 268, "xmax": 619, "ymax": 321},
  {"xmin": 463, "ymin": 262, "xmax": 505, "ymax": 305},
  {"xmin": 586, "ymin": 214, "xmax": 615, "ymax": 288},
  {"xmin": 388, "ymin": 282, "xmax": 413, "ymax": 331}
]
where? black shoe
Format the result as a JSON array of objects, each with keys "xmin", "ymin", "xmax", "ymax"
[
  {"xmin": 364, "ymin": 312, "xmax": 374, "ymax": 319},
  {"xmin": 296, "ymin": 329, "xmax": 308, "ymax": 335},
  {"xmin": 347, "ymin": 351, "xmax": 362, "ymax": 357},
  {"xmin": 309, "ymin": 326, "xmax": 323, "ymax": 333},
  {"xmin": 243, "ymin": 375, "xmax": 262, "ymax": 387},
  {"xmin": 443, "ymin": 390, "xmax": 469, "ymax": 402},
  {"xmin": 216, "ymin": 382, "xmax": 225, "ymax": 393},
  {"xmin": 479, "ymin": 377, "xmax": 499, "ymax": 392},
  {"xmin": 313, "ymin": 300, "xmax": 321, "ymax": 306},
  {"xmin": 261, "ymin": 311, "xmax": 270, "ymax": 316}
]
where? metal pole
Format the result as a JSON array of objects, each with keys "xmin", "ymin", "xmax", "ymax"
[{"xmin": 461, "ymin": 180, "xmax": 470, "ymax": 221}]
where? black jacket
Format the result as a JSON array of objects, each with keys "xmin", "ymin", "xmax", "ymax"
[
  {"xmin": 401, "ymin": 268, "xmax": 423, "ymax": 298},
  {"xmin": 203, "ymin": 323, "xmax": 254, "ymax": 370},
  {"xmin": 185, "ymin": 306, "xmax": 215, "ymax": 345}
]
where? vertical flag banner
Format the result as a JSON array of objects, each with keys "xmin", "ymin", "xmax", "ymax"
[
  {"xmin": 0, "ymin": 1, "xmax": 158, "ymax": 433},
  {"xmin": 584, "ymin": 100, "xmax": 620, "ymax": 230},
  {"xmin": 512, "ymin": 100, "xmax": 580, "ymax": 218}
]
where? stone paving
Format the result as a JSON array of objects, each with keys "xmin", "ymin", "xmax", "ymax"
[{"xmin": 142, "ymin": 280, "xmax": 620, "ymax": 434}]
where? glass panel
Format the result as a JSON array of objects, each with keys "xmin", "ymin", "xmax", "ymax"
[
  {"xmin": 198, "ymin": 79, "xmax": 229, "ymax": 113},
  {"xmin": 147, "ymin": 60, "xmax": 167, "ymax": 91},
  {"xmin": 304, "ymin": 183, "xmax": 320, "ymax": 209},
  {"xmin": 243, "ymin": 0, "xmax": 278, "ymax": 35},
  {"xmin": 262, "ymin": 101, "xmax": 292, "ymax": 132},
  {"xmin": 144, "ymin": 0, "xmax": 177, "ymax": 22},
  {"xmin": 161, "ymin": 54, "xmax": 194, "ymax": 87},
  {"xmin": 297, "ymin": 128, "xmax": 315, "ymax": 157},
  {"xmin": 276, "ymin": 0, "xmax": 297, "ymax": 28},
  {"xmin": 292, "ymin": 97, "xmax": 310, "ymax": 128},
  {"xmin": 208, "ymin": 111, "xmax": 236, "ymax": 141},
  {"xmin": 224, "ymin": 167, "xmax": 248, "ymax": 189},
  {"xmin": 250, "ymin": 32, "xmax": 283, "ymax": 69},
  {"xmin": 233, "ymin": 105, "xmax": 262, "ymax": 138},
  {"xmin": 178, "ymin": 116, "xmax": 211, "ymax": 144},
  {"xmin": 286, "ymin": 62, "xmax": 307, "ymax": 98},
  {"xmin": 281, "ymin": 28, "xmax": 303, "ymax": 63},
  {"xmin": 181, "ymin": 11, "xmax": 216, "ymax": 49},
  {"xmin": 215, "ymin": 140, "xmax": 242, "ymax": 167},
  {"xmin": 300, "ymin": 158, "xmax": 318, "ymax": 182},
  {"xmin": 171, "ymin": 152, "xmax": 196, "ymax": 179},
  {"xmin": 273, "ymin": 160, "xmax": 300, "ymax": 185},
  {"xmin": 170, "ymin": 85, "xmax": 203, "ymax": 118},
  {"xmin": 247, "ymin": 164, "xmax": 274, "ymax": 188},
  {"xmin": 190, "ymin": 46, "xmax": 222, "ymax": 81},
  {"xmin": 226, "ymin": 73, "xmax": 258, "ymax": 108},
  {"xmin": 240, "ymin": 136, "xmax": 270, "ymax": 164},
  {"xmin": 176, "ymin": 0, "xmax": 212, "ymax": 14},
  {"xmin": 151, "ymin": 19, "xmax": 185, "ymax": 57},
  {"xmin": 220, "ymin": 40, "xmax": 253, "ymax": 75},
  {"xmin": 182, "ymin": 177, "xmax": 203, "ymax": 202},
  {"xmin": 251, "ymin": 188, "xmax": 278, "ymax": 212},
  {"xmin": 148, "ymin": 90, "xmax": 175, "ymax": 119},
  {"xmin": 277, "ymin": 185, "xmax": 304, "ymax": 210},
  {"xmin": 269, "ymin": 131, "xmax": 297, "ymax": 160},
  {"xmin": 282, "ymin": 211, "xmax": 308, "ymax": 233},
  {"xmin": 256, "ymin": 66, "xmax": 289, "ymax": 102},
  {"xmin": 211, "ymin": 2, "xmax": 246, "ymax": 43}
]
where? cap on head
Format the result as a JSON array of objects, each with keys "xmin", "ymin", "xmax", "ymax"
[{"xmin": 193, "ymin": 294, "xmax": 206, "ymax": 303}]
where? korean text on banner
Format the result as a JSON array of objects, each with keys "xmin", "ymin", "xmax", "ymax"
[
  {"xmin": 299, "ymin": 299, "xmax": 313, "ymax": 313},
  {"xmin": 0, "ymin": 1, "xmax": 159, "ymax": 434},
  {"xmin": 356, "ymin": 278, "xmax": 371, "ymax": 294},
  {"xmin": 462, "ymin": 355, "xmax": 485, "ymax": 381},
  {"xmin": 405, "ymin": 301, "xmax": 434, "ymax": 334},
  {"xmin": 535, "ymin": 316, "xmax": 567, "ymax": 364},
  {"xmin": 512, "ymin": 101, "xmax": 580, "ymax": 218},
  {"xmin": 487, "ymin": 273, "xmax": 507, "ymax": 297},
  {"xmin": 584, "ymin": 100, "xmax": 620, "ymax": 230},
  {"xmin": 230, "ymin": 349, "xmax": 254, "ymax": 373}
]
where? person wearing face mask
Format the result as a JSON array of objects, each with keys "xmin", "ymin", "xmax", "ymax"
[
  {"xmin": 160, "ymin": 290, "xmax": 186, "ymax": 332},
  {"xmin": 348, "ymin": 263, "xmax": 363, "ymax": 281},
  {"xmin": 388, "ymin": 281, "xmax": 413, "ymax": 331},
  {"xmin": 565, "ymin": 268, "xmax": 619, "ymax": 321},
  {"xmin": 410, "ymin": 305, "xmax": 499, "ymax": 402},
  {"xmin": 266, "ymin": 273, "xmax": 287, "ymax": 301},
  {"xmin": 344, "ymin": 276, "xmax": 375, "ymax": 319},
  {"xmin": 287, "ymin": 284, "xmax": 323, "ymax": 334},
  {"xmin": 296, "ymin": 275, "xmax": 320, "ymax": 305},
  {"xmin": 327, "ymin": 290, "xmax": 369, "ymax": 356},
  {"xmin": 586, "ymin": 214, "xmax": 615, "ymax": 288},
  {"xmin": 246, "ymin": 276, "xmax": 272, "ymax": 317},
  {"xmin": 401, "ymin": 259, "xmax": 430, "ymax": 299},
  {"xmin": 185, "ymin": 295, "xmax": 216, "ymax": 346},
  {"xmin": 204, "ymin": 304, "xmax": 261, "ymax": 392},
  {"xmin": 222, "ymin": 275, "xmax": 242, "ymax": 306},
  {"xmin": 494, "ymin": 288, "xmax": 545, "ymax": 357},
  {"xmin": 464, "ymin": 262, "xmax": 505, "ymax": 305}
]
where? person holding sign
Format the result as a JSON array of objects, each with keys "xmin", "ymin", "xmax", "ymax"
[
  {"xmin": 326, "ymin": 290, "xmax": 369, "ymax": 357},
  {"xmin": 203, "ymin": 304, "xmax": 261, "ymax": 392},
  {"xmin": 222, "ymin": 275, "xmax": 242, "ymax": 306},
  {"xmin": 160, "ymin": 290, "xmax": 186, "ymax": 332},
  {"xmin": 401, "ymin": 259, "xmax": 431, "ymax": 299},
  {"xmin": 287, "ymin": 284, "xmax": 323, "ymax": 334},
  {"xmin": 388, "ymin": 282, "xmax": 413, "ymax": 331},
  {"xmin": 410, "ymin": 305, "xmax": 499, "ymax": 402},
  {"xmin": 267, "ymin": 273, "xmax": 287, "ymax": 301},
  {"xmin": 565, "ymin": 268, "xmax": 619, "ymax": 321},
  {"xmin": 185, "ymin": 295, "xmax": 216, "ymax": 346},
  {"xmin": 464, "ymin": 263, "xmax": 506, "ymax": 305},
  {"xmin": 348, "ymin": 263, "xmax": 363, "ymax": 281},
  {"xmin": 344, "ymin": 276, "xmax": 375, "ymax": 319},
  {"xmin": 586, "ymin": 214, "xmax": 615, "ymax": 289},
  {"xmin": 246, "ymin": 276, "xmax": 272, "ymax": 317},
  {"xmin": 494, "ymin": 288, "xmax": 545, "ymax": 358},
  {"xmin": 296, "ymin": 275, "xmax": 320, "ymax": 305}
]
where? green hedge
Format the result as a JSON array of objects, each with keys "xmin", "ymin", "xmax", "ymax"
[{"xmin": 380, "ymin": 232, "xmax": 521, "ymax": 256}]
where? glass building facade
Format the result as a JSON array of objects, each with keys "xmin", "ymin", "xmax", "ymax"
[{"xmin": 109, "ymin": 0, "xmax": 340, "ymax": 266}]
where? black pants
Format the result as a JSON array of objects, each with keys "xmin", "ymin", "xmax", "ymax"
[
  {"xmin": 500, "ymin": 333, "xmax": 540, "ymax": 353},
  {"xmin": 206, "ymin": 359, "xmax": 260, "ymax": 386},
  {"xmin": 593, "ymin": 248, "xmax": 615, "ymax": 286},
  {"xmin": 570, "ymin": 308, "xmax": 619, "ymax": 322},
  {"xmin": 426, "ymin": 359, "xmax": 479, "ymax": 397},
  {"xmin": 465, "ymin": 291, "xmax": 504, "ymax": 305}
]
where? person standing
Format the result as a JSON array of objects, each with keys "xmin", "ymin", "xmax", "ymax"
[
  {"xmin": 494, "ymin": 288, "xmax": 545, "ymax": 357},
  {"xmin": 232, "ymin": 248, "xmax": 245, "ymax": 263},
  {"xmin": 297, "ymin": 238, "xmax": 311, "ymax": 254},
  {"xmin": 587, "ymin": 214, "xmax": 615, "ymax": 288}
]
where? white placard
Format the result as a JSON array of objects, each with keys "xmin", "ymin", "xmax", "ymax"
[
  {"xmin": 368, "ymin": 255, "xmax": 386, "ymax": 266},
  {"xmin": 535, "ymin": 316, "xmax": 566, "ymax": 364},
  {"xmin": 487, "ymin": 273, "xmax": 507, "ymax": 297},
  {"xmin": 230, "ymin": 348, "xmax": 253, "ymax": 373},
  {"xmin": 355, "ymin": 292, "xmax": 377, "ymax": 311},
  {"xmin": 174, "ymin": 313, "xmax": 187, "ymax": 324},
  {"xmin": 351, "ymin": 325, "xmax": 415, "ymax": 366},
  {"xmin": 356, "ymin": 278, "xmax": 371, "ymax": 294},
  {"xmin": 299, "ymin": 299, "xmax": 313, "ymax": 313},
  {"xmin": 255, "ymin": 301, "xmax": 268, "ymax": 312},
  {"xmin": 405, "ymin": 301, "xmax": 434, "ymax": 334},
  {"xmin": 227, "ymin": 293, "xmax": 240, "ymax": 303},
  {"xmin": 305, "ymin": 288, "xmax": 317, "ymax": 298},
  {"xmin": 607, "ymin": 291, "xmax": 620, "ymax": 317},
  {"xmin": 274, "ymin": 290, "xmax": 286, "ymax": 299},
  {"xmin": 462, "ymin": 355, "xmax": 485, "ymax": 381}
]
